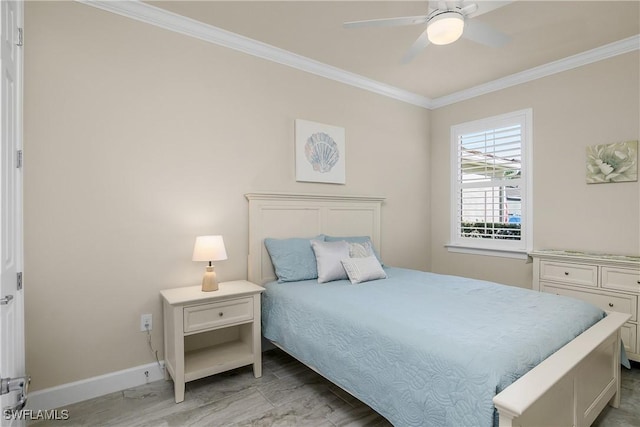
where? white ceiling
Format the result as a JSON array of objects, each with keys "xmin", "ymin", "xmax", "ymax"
[{"xmin": 147, "ymin": 1, "xmax": 639, "ymax": 101}]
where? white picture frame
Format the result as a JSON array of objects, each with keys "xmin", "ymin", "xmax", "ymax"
[{"xmin": 295, "ymin": 119, "xmax": 345, "ymax": 184}]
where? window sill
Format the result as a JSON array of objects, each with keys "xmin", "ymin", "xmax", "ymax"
[{"xmin": 445, "ymin": 244, "xmax": 529, "ymax": 260}]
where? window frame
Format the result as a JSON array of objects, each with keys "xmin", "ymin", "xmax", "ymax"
[{"xmin": 447, "ymin": 109, "xmax": 533, "ymax": 259}]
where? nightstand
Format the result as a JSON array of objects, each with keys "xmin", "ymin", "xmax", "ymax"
[{"xmin": 160, "ymin": 280, "xmax": 264, "ymax": 403}]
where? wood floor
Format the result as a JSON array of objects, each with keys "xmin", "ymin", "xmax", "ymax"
[{"xmin": 30, "ymin": 349, "xmax": 639, "ymax": 427}]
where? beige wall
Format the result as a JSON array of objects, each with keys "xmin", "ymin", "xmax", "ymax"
[
  {"xmin": 430, "ymin": 52, "xmax": 640, "ymax": 288},
  {"xmin": 24, "ymin": 2, "xmax": 430, "ymax": 391}
]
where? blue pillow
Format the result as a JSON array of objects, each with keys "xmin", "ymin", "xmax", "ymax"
[
  {"xmin": 264, "ymin": 235, "xmax": 325, "ymax": 282},
  {"xmin": 324, "ymin": 235, "xmax": 383, "ymax": 265}
]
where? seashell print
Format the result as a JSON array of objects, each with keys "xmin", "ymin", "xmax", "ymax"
[{"xmin": 305, "ymin": 132, "xmax": 340, "ymax": 173}]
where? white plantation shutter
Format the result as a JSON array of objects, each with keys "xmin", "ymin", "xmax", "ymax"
[{"xmin": 450, "ymin": 109, "xmax": 532, "ymax": 257}]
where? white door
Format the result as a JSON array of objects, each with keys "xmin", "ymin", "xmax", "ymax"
[{"xmin": 0, "ymin": 0, "xmax": 26, "ymax": 424}]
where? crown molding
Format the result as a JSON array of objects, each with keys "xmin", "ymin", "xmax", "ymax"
[
  {"xmin": 76, "ymin": 1, "xmax": 638, "ymax": 111},
  {"xmin": 430, "ymin": 35, "xmax": 640, "ymax": 109},
  {"xmin": 75, "ymin": 0, "xmax": 433, "ymax": 109}
]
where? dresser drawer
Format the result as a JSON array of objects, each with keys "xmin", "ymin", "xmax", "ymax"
[
  {"xmin": 540, "ymin": 261, "xmax": 598, "ymax": 287},
  {"xmin": 541, "ymin": 283, "xmax": 637, "ymax": 321},
  {"xmin": 601, "ymin": 267, "xmax": 640, "ymax": 293},
  {"xmin": 621, "ymin": 322, "xmax": 637, "ymax": 355},
  {"xmin": 184, "ymin": 297, "xmax": 253, "ymax": 333}
]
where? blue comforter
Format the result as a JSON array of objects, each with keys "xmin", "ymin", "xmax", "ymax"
[{"xmin": 261, "ymin": 267, "xmax": 605, "ymax": 427}]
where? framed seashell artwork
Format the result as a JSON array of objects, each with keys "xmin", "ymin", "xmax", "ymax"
[
  {"xmin": 295, "ymin": 119, "xmax": 346, "ymax": 184},
  {"xmin": 586, "ymin": 140, "xmax": 638, "ymax": 184}
]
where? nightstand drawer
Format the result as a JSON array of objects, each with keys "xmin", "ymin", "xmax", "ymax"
[
  {"xmin": 542, "ymin": 283, "xmax": 637, "ymax": 321},
  {"xmin": 184, "ymin": 297, "xmax": 253, "ymax": 333},
  {"xmin": 540, "ymin": 261, "xmax": 598, "ymax": 287},
  {"xmin": 601, "ymin": 267, "xmax": 640, "ymax": 293}
]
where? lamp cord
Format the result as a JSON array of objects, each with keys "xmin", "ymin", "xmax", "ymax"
[{"xmin": 146, "ymin": 326, "xmax": 163, "ymax": 372}]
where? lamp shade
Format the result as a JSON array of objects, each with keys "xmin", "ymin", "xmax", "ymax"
[
  {"xmin": 192, "ymin": 235, "xmax": 228, "ymax": 262},
  {"xmin": 427, "ymin": 11, "xmax": 464, "ymax": 45}
]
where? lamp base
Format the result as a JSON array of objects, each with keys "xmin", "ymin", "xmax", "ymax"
[{"xmin": 201, "ymin": 265, "xmax": 219, "ymax": 292}]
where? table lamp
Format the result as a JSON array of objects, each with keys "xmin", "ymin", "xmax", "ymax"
[{"xmin": 192, "ymin": 235, "xmax": 228, "ymax": 291}]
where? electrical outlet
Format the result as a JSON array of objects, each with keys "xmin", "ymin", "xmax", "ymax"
[{"xmin": 140, "ymin": 314, "xmax": 152, "ymax": 332}]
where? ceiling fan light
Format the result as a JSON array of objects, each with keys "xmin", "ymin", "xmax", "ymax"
[{"xmin": 427, "ymin": 12, "xmax": 464, "ymax": 45}]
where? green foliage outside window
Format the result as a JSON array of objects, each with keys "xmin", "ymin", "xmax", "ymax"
[{"xmin": 461, "ymin": 222, "xmax": 521, "ymax": 240}]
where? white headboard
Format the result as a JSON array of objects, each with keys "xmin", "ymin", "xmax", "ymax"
[{"xmin": 245, "ymin": 192, "xmax": 385, "ymax": 285}]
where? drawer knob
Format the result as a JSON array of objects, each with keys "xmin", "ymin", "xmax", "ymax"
[
  {"xmin": 608, "ymin": 303, "xmax": 614, "ymax": 308},
  {"xmin": 564, "ymin": 272, "xmax": 569, "ymax": 276},
  {"xmin": 218, "ymin": 312, "xmax": 224, "ymax": 317}
]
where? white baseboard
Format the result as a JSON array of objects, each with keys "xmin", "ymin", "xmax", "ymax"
[{"xmin": 26, "ymin": 361, "xmax": 166, "ymax": 411}]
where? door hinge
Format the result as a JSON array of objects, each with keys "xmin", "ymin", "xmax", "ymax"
[
  {"xmin": 16, "ymin": 150, "xmax": 22, "ymax": 169},
  {"xmin": 17, "ymin": 272, "xmax": 22, "ymax": 291},
  {"xmin": 16, "ymin": 28, "xmax": 23, "ymax": 47},
  {"xmin": 1, "ymin": 375, "xmax": 30, "ymax": 412}
]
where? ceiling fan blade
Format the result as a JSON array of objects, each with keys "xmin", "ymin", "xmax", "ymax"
[
  {"xmin": 427, "ymin": 0, "xmax": 440, "ymax": 12},
  {"xmin": 402, "ymin": 28, "xmax": 431, "ymax": 63},
  {"xmin": 462, "ymin": 19, "xmax": 510, "ymax": 47},
  {"xmin": 464, "ymin": 1, "xmax": 513, "ymax": 19},
  {"xmin": 460, "ymin": 3, "xmax": 478, "ymax": 15},
  {"xmin": 343, "ymin": 15, "xmax": 428, "ymax": 29}
]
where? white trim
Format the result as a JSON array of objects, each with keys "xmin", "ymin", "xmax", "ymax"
[
  {"xmin": 522, "ymin": 109, "xmax": 533, "ymax": 255},
  {"xmin": 445, "ymin": 244, "xmax": 528, "ymax": 260},
  {"xmin": 75, "ymin": 1, "xmax": 638, "ymax": 110},
  {"xmin": 26, "ymin": 361, "xmax": 165, "ymax": 411},
  {"xmin": 431, "ymin": 35, "xmax": 640, "ymax": 108},
  {"xmin": 75, "ymin": 0, "xmax": 432, "ymax": 109}
]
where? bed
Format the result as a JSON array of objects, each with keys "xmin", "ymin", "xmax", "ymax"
[{"xmin": 246, "ymin": 192, "xmax": 630, "ymax": 427}]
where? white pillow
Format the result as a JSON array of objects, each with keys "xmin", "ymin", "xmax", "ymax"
[
  {"xmin": 349, "ymin": 241, "xmax": 375, "ymax": 258},
  {"xmin": 341, "ymin": 255, "xmax": 387, "ymax": 284},
  {"xmin": 311, "ymin": 240, "xmax": 350, "ymax": 283}
]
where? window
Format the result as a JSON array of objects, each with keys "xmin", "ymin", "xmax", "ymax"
[{"xmin": 449, "ymin": 109, "xmax": 532, "ymax": 258}]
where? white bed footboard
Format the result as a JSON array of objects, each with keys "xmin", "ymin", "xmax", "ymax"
[{"xmin": 493, "ymin": 311, "xmax": 630, "ymax": 427}]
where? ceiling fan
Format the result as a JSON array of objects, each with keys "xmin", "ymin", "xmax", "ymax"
[{"xmin": 343, "ymin": 1, "xmax": 512, "ymax": 63}]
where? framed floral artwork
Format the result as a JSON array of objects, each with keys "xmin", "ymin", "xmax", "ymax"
[
  {"xmin": 295, "ymin": 119, "xmax": 345, "ymax": 184},
  {"xmin": 586, "ymin": 140, "xmax": 638, "ymax": 184}
]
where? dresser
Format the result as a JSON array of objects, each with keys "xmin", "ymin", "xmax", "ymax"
[
  {"xmin": 160, "ymin": 280, "xmax": 264, "ymax": 403},
  {"xmin": 531, "ymin": 250, "xmax": 640, "ymax": 362}
]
